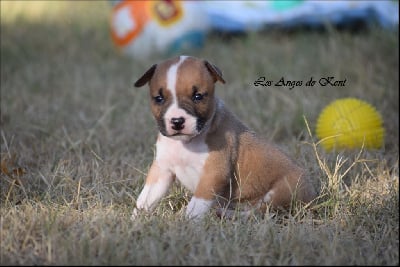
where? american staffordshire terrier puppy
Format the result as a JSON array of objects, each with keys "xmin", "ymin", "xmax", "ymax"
[{"xmin": 132, "ymin": 55, "xmax": 315, "ymax": 220}]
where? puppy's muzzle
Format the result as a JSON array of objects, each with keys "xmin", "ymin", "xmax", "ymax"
[{"xmin": 171, "ymin": 117, "xmax": 185, "ymax": 131}]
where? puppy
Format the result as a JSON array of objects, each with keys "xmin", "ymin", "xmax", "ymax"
[{"xmin": 132, "ymin": 55, "xmax": 315, "ymax": 220}]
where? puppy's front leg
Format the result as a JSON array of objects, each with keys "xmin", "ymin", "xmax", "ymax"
[
  {"xmin": 185, "ymin": 171, "xmax": 227, "ymax": 220},
  {"xmin": 131, "ymin": 161, "xmax": 174, "ymax": 220}
]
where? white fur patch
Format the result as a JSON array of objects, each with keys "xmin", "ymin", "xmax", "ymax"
[
  {"xmin": 166, "ymin": 55, "xmax": 187, "ymax": 104},
  {"xmin": 263, "ymin": 190, "xmax": 274, "ymax": 203},
  {"xmin": 156, "ymin": 133, "xmax": 209, "ymax": 192},
  {"xmin": 186, "ymin": 197, "xmax": 214, "ymax": 219}
]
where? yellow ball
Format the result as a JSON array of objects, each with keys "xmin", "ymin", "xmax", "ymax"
[{"xmin": 316, "ymin": 98, "xmax": 384, "ymax": 151}]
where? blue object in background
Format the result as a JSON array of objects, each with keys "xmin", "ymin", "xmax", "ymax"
[
  {"xmin": 167, "ymin": 30, "xmax": 206, "ymax": 55},
  {"xmin": 203, "ymin": 0, "xmax": 399, "ymax": 32}
]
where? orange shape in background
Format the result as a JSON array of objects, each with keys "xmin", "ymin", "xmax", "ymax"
[
  {"xmin": 151, "ymin": 0, "xmax": 183, "ymax": 27},
  {"xmin": 111, "ymin": 1, "xmax": 151, "ymax": 47}
]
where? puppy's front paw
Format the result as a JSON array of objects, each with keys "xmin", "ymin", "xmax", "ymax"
[{"xmin": 185, "ymin": 197, "xmax": 214, "ymax": 220}]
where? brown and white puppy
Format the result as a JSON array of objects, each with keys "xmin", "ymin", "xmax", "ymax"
[{"xmin": 132, "ymin": 55, "xmax": 315, "ymax": 220}]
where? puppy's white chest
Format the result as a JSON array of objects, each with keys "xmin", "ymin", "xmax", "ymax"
[{"xmin": 155, "ymin": 135, "xmax": 209, "ymax": 192}]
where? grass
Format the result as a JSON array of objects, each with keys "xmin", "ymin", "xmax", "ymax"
[{"xmin": 1, "ymin": 1, "xmax": 399, "ymax": 265}]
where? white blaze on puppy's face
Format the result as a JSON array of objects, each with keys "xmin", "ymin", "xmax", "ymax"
[{"xmin": 163, "ymin": 56, "xmax": 198, "ymax": 140}]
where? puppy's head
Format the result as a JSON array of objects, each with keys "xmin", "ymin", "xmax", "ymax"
[{"xmin": 134, "ymin": 56, "xmax": 225, "ymax": 141}]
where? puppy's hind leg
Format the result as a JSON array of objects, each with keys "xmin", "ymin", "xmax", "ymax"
[{"xmin": 267, "ymin": 174, "xmax": 316, "ymax": 208}]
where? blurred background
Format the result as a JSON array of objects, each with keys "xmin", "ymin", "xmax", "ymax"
[
  {"xmin": 0, "ymin": 1, "xmax": 399, "ymax": 265},
  {"xmin": 1, "ymin": 0, "xmax": 399, "ymax": 206},
  {"xmin": 107, "ymin": 0, "xmax": 399, "ymax": 59}
]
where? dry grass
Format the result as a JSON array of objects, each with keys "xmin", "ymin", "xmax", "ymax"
[{"xmin": 1, "ymin": 1, "xmax": 399, "ymax": 265}]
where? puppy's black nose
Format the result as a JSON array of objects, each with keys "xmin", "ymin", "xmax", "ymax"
[{"xmin": 171, "ymin": 117, "xmax": 185, "ymax": 130}]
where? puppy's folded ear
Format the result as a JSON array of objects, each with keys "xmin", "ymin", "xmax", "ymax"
[
  {"xmin": 204, "ymin": 61, "xmax": 226, "ymax": 84},
  {"xmin": 134, "ymin": 64, "xmax": 157, "ymax": 87}
]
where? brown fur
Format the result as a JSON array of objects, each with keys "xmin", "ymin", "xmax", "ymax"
[{"xmin": 191, "ymin": 99, "xmax": 316, "ymax": 209}]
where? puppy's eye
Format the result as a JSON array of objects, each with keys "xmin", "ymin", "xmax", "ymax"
[
  {"xmin": 153, "ymin": 88, "xmax": 165, "ymax": 104},
  {"xmin": 153, "ymin": 95, "xmax": 164, "ymax": 104},
  {"xmin": 192, "ymin": 85, "xmax": 207, "ymax": 103},
  {"xmin": 192, "ymin": 93, "xmax": 204, "ymax": 102}
]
